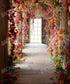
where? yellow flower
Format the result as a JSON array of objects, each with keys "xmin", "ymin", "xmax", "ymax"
[
  {"xmin": 59, "ymin": 29, "xmax": 63, "ymax": 34},
  {"xmin": 56, "ymin": 61, "xmax": 59, "ymax": 64},
  {"xmin": 20, "ymin": 4, "xmax": 23, "ymax": 8},
  {"xmin": 56, "ymin": 42, "xmax": 58, "ymax": 45},
  {"xmin": 59, "ymin": 36, "xmax": 64, "ymax": 40}
]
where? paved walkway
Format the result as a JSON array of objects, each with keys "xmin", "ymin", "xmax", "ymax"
[{"xmin": 15, "ymin": 44, "xmax": 57, "ymax": 84}]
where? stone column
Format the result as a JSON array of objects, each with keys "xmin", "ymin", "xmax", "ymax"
[{"xmin": 0, "ymin": 0, "xmax": 8, "ymax": 80}]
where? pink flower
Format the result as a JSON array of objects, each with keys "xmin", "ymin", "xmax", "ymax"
[
  {"xmin": 15, "ymin": 19, "xmax": 19, "ymax": 24},
  {"xmin": 67, "ymin": 50, "xmax": 70, "ymax": 55},
  {"xmin": 53, "ymin": 36, "xmax": 58, "ymax": 42},
  {"xmin": 23, "ymin": 57, "xmax": 26, "ymax": 61},
  {"xmin": 60, "ymin": 80, "xmax": 64, "ymax": 84},
  {"xmin": 59, "ymin": 0, "xmax": 63, "ymax": 3},
  {"xmin": 16, "ymin": 74, "xmax": 19, "ymax": 77},
  {"xmin": 46, "ymin": 47, "xmax": 50, "ymax": 51},
  {"xmin": 62, "ymin": 3, "xmax": 67, "ymax": 9},
  {"xmin": 17, "ymin": 5, "xmax": 19, "ymax": 9},
  {"xmin": 49, "ymin": 77, "xmax": 54, "ymax": 80},
  {"xmin": 57, "ymin": 71, "xmax": 62, "ymax": 76},
  {"xmin": 14, "ymin": 43, "xmax": 21, "ymax": 49}
]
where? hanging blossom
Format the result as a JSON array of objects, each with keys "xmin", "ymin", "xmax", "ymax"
[
  {"xmin": 59, "ymin": 0, "xmax": 63, "ymax": 3},
  {"xmin": 62, "ymin": 2, "xmax": 67, "ymax": 10},
  {"xmin": 59, "ymin": 0, "xmax": 67, "ymax": 9},
  {"xmin": 8, "ymin": 11, "xmax": 16, "ymax": 40},
  {"xmin": 14, "ymin": 0, "xmax": 21, "ymax": 4}
]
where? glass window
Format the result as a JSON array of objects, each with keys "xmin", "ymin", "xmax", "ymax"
[{"xmin": 30, "ymin": 18, "xmax": 42, "ymax": 43}]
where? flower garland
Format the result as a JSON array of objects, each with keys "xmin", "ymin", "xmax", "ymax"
[
  {"xmin": 8, "ymin": 0, "xmax": 17, "ymax": 65},
  {"xmin": 55, "ymin": 60, "xmax": 70, "ymax": 84}
]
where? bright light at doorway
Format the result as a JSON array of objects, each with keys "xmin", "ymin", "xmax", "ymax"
[{"xmin": 30, "ymin": 18, "xmax": 42, "ymax": 44}]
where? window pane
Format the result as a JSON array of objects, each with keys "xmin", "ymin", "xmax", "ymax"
[
  {"xmin": 34, "ymin": 19, "xmax": 37, "ymax": 23},
  {"xmin": 30, "ymin": 18, "xmax": 42, "ymax": 43}
]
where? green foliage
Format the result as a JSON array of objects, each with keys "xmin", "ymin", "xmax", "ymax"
[{"xmin": 13, "ymin": 55, "xmax": 23, "ymax": 64}]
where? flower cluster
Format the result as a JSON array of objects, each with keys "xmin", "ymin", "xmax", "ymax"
[
  {"xmin": 55, "ymin": 60, "xmax": 70, "ymax": 84},
  {"xmin": 47, "ymin": 28, "xmax": 59, "ymax": 56},
  {"xmin": 4, "ymin": 72, "xmax": 19, "ymax": 84},
  {"xmin": 8, "ymin": 0, "xmax": 17, "ymax": 66},
  {"xmin": 65, "ymin": 60, "xmax": 70, "ymax": 70},
  {"xmin": 13, "ymin": 42, "xmax": 23, "ymax": 60}
]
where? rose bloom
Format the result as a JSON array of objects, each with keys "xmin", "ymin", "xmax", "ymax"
[
  {"xmin": 59, "ymin": 0, "xmax": 63, "ymax": 3},
  {"xmin": 55, "ymin": 64, "xmax": 58, "ymax": 68},
  {"xmin": 60, "ymin": 80, "xmax": 64, "ymax": 84},
  {"xmin": 67, "ymin": 50, "xmax": 70, "ymax": 55},
  {"xmin": 62, "ymin": 2, "xmax": 67, "ymax": 9},
  {"xmin": 65, "ymin": 60, "xmax": 70, "ymax": 69},
  {"xmin": 16, "ymin": 74, "xmax": 19, "ymax": 77}
]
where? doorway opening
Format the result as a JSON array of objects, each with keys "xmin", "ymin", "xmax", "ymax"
[{"xmin": 30, "ymin": 18, "xmax": 42, "ymax": 44}]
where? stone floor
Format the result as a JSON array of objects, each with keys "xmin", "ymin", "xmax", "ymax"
[{"xmin": 15, "ymin": 44, "xmax": 57, "ymax": 84}]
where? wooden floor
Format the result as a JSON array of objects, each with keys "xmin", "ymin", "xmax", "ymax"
[{"xmin": 15, "ymin": 44, "xmax": 57, "ymax": 84}]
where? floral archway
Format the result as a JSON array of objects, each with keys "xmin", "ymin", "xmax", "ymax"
[{"xmin": 3, "ymin": 0, "xmax": 70, "ymax": 84}]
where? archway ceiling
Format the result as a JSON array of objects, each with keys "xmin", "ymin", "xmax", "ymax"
[
  {"xmin": 13, "ymin": 0, "xmax": 55, "ymax": 19},
  {"xmin": 13, "ymin": 0, "xmax": 55, "ymax": 8},
  {"xmin": 24, "ymin": 1, "xmax": 54, "ymax": 19},
  {"xmin": 13, "ymin": 0, "xmax": 70, "ymax": 9},
  {"xmin": 13, "ymin": 0, "xmax": 70, "ymax": 19},
  {"xmin": 23, "ymin": 0, "xmax": 54, "ymax": 8}
]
